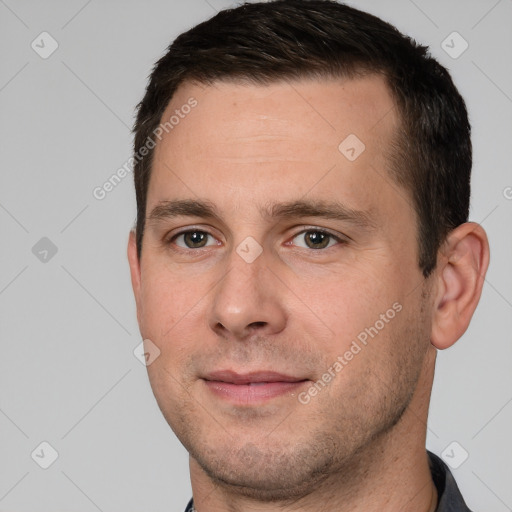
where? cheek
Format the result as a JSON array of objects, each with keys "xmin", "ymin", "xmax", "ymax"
[
  {"xmin": 290, "ymin": 262, "xmax": 404, "ymax": 347},
  {"xmin": 138, "ymin": 260, "xmax": 228, "ymax": 391},
  {"xmin": 316, "ymin": 296, "xmax": 425, "ymax": 406},
  {"xmin": 138, "ymin": 280, "xmax": 174, "ymax": 339},
  {"xmin": 138, "ymin": 262, "xmax": 205, "ymax": 347}
]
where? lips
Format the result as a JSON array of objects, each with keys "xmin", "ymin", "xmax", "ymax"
[
  {"xmin": 202, "ymin": 370, "xmax": 309, "ymax": 403},
  {"xmin": 205, "ymin": 370, "xmax": 306, "ymax": 384}
]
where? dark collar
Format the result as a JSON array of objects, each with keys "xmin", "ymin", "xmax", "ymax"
[
  {"xmin": 184, "ymin": 451, "xmax": 473, "ymax": 511},
  {"xmin": 428, "ymin": 450, "xmax": 473, "ymax": 511}
]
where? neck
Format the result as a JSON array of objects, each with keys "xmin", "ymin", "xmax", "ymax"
[{"xmin": 190, "ymin": 349, "xmax": 438, "ymax": 512}]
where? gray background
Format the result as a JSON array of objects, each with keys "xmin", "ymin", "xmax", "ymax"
[{"xmin": 0, "ymin": 0, "xmax": 511, "ymax": 511}]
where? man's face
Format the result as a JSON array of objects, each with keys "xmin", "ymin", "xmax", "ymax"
[{"xmin": 129, "ymin": 76, "xmax": 434, "ymax": 498}]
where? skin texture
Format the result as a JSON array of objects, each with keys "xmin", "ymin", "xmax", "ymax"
[{"xmin": 128, "ymin": 76, "xmax": 489, "ymax": 511}]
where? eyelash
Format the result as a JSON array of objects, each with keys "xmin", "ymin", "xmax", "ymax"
[{"xmin": 165, "ymin": 227, "xmax": 347, "ymax": 252}]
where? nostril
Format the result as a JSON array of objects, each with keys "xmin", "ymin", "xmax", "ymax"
[{"xmin": 249, "ymin": 321, "xmax": 266, "ymax": 329}]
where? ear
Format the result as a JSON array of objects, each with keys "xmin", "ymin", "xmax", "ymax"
[
  {"xmin": 431, "ymin": 222, "xmax": 490, "ymax": 350},
  {"xmin": 127, "ymin": 229, "xmax": 142, "ymax": 324}
]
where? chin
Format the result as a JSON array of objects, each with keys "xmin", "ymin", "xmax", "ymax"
[{"xmin": 188, "ymin": 436, "xmax": 339, "ymax": 502}]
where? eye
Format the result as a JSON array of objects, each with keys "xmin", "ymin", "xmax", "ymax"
[
  {"xmin": 290, "ymin": 229, "xmax": 343, "ymax": 250},
  {"xmin": 171, "ymin": 230, "xmax": 219, "ymax": 249}
]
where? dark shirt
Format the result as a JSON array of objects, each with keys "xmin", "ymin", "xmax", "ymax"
[{"xmin": 184, "ymin": 450, "xmax": 473, "ymax": 511}]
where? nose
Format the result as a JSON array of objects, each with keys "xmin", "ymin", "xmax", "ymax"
[{"xmin": 208, "ymin": 246, "xmax": 287, "ymax": 341}]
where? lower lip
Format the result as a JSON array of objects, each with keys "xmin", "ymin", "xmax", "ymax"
[{"xmin": 204, "ymin": 380, "xmax": 308, "ymax": 403}]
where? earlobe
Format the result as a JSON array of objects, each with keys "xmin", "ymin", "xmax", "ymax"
[
  {"xmin": 431, "ymin": 222, "xmax": 490, "ymax": 350},
  {"xmin": 127, "ymin": 230, "xmax": 142, "ymax": 320}
]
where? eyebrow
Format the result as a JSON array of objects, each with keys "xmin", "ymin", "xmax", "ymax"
[{"xmin": 147, "ymin": 198, "xmax": 377, "ymax": 230}]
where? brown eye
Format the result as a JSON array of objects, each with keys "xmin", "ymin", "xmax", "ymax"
[
  {"xmin": 173, "ymin": 230, "xmax": 216, "ymax": 249},
  {"xmin": 304, "ymin": 231, "xmax": 330, "ymax": 249},
  {"xmin": 291, "ymin": 230, "xmax": 340, "ymax": 250}
]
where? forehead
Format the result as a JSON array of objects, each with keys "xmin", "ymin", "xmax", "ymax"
[
  {"xmin": 160, "ymin": 74, "xmax": 397, "ymax": 150},
  {"xmin": 148, "ymin": 75, "xmax": 402, "ymax": 217}
]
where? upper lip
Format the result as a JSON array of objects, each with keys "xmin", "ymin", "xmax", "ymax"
[{"xmin": 203, "ymin": 370, "xmax": 307, "ymax": 384}]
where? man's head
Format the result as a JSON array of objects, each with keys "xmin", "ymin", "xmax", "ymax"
[
  {"xmin": 132, "ymin": 0, "xmax": 472, "ymax": 278},
  {"xmin": 127, "ymin": 0, "xmax": 489, "ymax": 506}
]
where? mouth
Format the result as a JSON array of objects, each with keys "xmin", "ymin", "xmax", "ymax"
[{"xmin": 202, "ymin": 370, "xmax": 309, "ymax": 404}]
